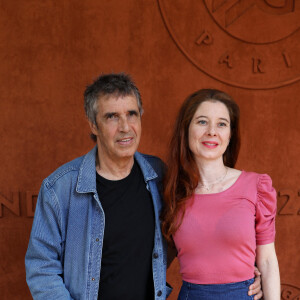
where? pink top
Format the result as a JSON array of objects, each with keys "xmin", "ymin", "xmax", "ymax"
[{"xmin": 173, "ymin": 171, "xmax": 277, "ymax": 284}]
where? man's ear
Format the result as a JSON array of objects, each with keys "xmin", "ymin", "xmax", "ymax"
[{"xmin": 88, "ymin": 121, "xmax": 98, "ymax": 136}]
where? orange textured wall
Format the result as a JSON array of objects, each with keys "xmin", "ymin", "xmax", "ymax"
[{"xmin": 0, "ymin": 0, "xmax": 299, "ymax": 299}]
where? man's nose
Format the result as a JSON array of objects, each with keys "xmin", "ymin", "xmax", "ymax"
[{"xmin": 119, "ymin": 117, "xmax": 130, "ymax": 132}]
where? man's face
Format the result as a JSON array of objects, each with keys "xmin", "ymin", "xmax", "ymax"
[{"xmin": 89, "ymin": 94, "xmax": 142, "ymax": 165}]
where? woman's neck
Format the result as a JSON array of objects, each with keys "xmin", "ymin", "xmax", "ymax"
[{"xmin": 195, "ymin": 158, "xmax": 227, "ymax": 184}]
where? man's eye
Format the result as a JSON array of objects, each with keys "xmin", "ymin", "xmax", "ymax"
[
  {"xmin": 128, "ymin": 111, "xmax": 138, "ymax": 117},
  {"xmin": 107, "ymin": 114, "xmax": 118, "ymax": 120}
]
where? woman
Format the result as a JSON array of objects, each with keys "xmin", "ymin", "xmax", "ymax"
[{"xmin": 161, "ymin": 89, "xmax": 280, "ymax": 300}]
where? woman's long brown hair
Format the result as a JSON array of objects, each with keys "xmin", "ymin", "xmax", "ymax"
[{"xmin": 161, "ymin": 89, "xmax": 241, "ymax": 244}]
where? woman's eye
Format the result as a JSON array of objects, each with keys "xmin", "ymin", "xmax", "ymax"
[
  {"xmin": 218, "ymin": 122, "xmax": 227, "ymax": 127},
  {"xmin": 198, "ymin": 120, "xmax": 207, "ymax": 125}
]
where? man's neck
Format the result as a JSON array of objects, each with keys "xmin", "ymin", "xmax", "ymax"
[{"xmin": 96, "ymin": 153, "xmax": 135, "ymax": 181}]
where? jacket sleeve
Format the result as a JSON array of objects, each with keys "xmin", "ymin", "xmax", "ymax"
[{"xmin": 25, "ymin": 181, "xmax": 74, "ymax": 300}]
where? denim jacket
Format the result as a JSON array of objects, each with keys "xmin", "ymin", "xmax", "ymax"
[{"xmin": 25, "ymin": 147, "xmax": 172, "ymax": 299}]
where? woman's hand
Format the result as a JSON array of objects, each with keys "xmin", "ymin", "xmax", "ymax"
[{"xmin": 248, "ymin": 267, "xmax": 263, "ymax": 299}]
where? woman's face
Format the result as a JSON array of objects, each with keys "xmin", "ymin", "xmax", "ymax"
[{"xmin": 188, "ymin": 100, "xmax": 231, "ymax": 163}]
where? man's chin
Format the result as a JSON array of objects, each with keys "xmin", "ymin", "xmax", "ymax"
[{"xmin": 116, "ymin": 148, "xmax": 137, "ymax": 159}]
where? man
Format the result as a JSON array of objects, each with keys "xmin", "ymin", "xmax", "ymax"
[{"xmin": 25, "ymin": 73, "xmax": 262, "ymax": 299}]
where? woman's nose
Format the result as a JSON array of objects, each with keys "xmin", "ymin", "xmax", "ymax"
[{"xmin": 207, "ymin": 124, "xmax": 216, "ymax": 136}]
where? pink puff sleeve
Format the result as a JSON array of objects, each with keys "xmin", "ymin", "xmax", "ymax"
[{"xmin": 255, "ymin": 174, "xmax": 277, "ymax": 245}]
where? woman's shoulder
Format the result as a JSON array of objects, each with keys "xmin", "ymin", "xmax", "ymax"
[
  {"xmin": 234, "ymin": 170, "xmax": 275, "ymax": 200},
  {"xmin": 241, "ymin": 170, "xmax": 273, "ymax": 185},
  {"xmin": 226, "ymin": 169, "xmax": 263, "ymax": 191}
]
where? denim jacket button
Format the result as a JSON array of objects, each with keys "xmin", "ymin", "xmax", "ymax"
[
  {"xmin": 96, "ymin": 238, "xmax": 99, "ymax": 242},
  {"xmin": 157, "ymin": 290, "xmax": 162, "ymax": 296},
  {"xmin": 92, "ymin": 278, "xmax": 95, "ymax": 281},
  {"xmin": 153, "ymin": 253, "xmax": 159, "ymax": 259}
]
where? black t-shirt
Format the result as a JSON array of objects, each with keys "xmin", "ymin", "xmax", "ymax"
[{"xmin": 96, "ymin": 160, "xmax": 155, "ymax": 300}]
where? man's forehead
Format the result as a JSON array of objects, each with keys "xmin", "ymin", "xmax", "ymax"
[
  {"xmin": 97, "ymin": 93, "xmax": 139, "ymax": 113},
  {"xmin": 99, "ymin": 92, "xmax": 137, "ymax": 102}
]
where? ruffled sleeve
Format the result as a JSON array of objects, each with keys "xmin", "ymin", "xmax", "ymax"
[{"xmin": 255, "ymin": 174, "xmax": 277, "ymax": 245}]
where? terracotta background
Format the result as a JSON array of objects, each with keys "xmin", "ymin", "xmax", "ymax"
[{"xmin": 0, "ymin": 0, "xmax": 299, "ymax": 299}]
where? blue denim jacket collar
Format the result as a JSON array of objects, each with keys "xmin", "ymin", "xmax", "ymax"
[
  {"xmin": 76, "ymin": 146, "xmax": 97, "ymax": 194},
  {"xmin": 134, "ymin": 151, "xmax": 158, "ymax": 181},
  {"xmin": 76, "ymin": 146, "xmax": 158, "ymax": 194}
]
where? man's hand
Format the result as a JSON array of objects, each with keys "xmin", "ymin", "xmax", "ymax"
[{"xmin": 248, "ymin": 267, "xmax": 263, "ymax": 299}]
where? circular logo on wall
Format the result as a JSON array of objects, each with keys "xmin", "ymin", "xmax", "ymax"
[
  {"xmin": 281, "ymin": 284, "xmax": 300, "ymax": 299},
  {"xmin": 158, "ymin": 0, "xmax": 300, "ymax": 89}
]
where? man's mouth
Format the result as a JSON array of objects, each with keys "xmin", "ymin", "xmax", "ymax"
[{"xmin": 117, "ymin": 137, "xmax": 134, "ymax": 145}]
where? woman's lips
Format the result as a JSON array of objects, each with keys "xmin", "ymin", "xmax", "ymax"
[{"xmin": 202, "ymin": 141, "xmax": 218, "ymax": 149}]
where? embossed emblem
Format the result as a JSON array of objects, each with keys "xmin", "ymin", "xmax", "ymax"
[
  {"xmin": 281, "ymin": 284, "xmax": 300, "ymax": 300},
  {"xmin": 158, "ymin": 0, "xmax": 300, "ymax": 89}
]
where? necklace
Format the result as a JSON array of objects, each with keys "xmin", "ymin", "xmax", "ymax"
[{"xmin": 198, "ymin": 167, "xmax": 228, "ymax": 192}]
